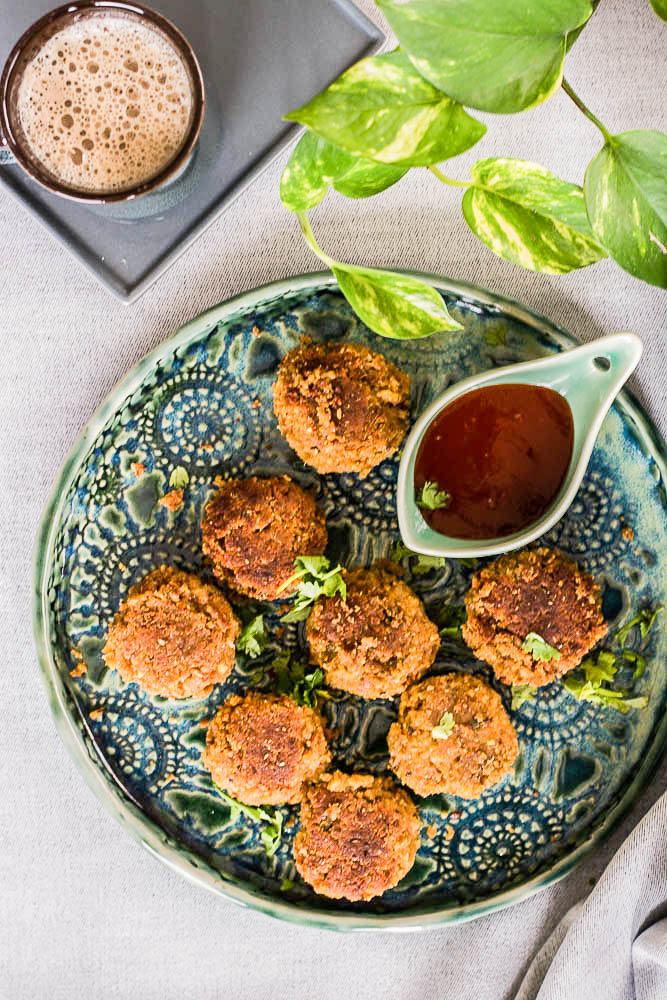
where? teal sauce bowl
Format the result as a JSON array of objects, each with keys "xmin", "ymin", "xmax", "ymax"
[{"xmin": 397, "ymin": 332, "xmax": 643, "ymax": 559}]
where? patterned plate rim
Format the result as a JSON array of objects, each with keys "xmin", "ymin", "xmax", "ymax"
[{"xmin": 32, "ymin": 270, "xmax": 667, "ymax": 932}]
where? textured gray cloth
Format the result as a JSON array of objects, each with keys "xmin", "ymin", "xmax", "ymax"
[{"xmin": 1, "ymin": 0, "xmax": 666, "ymax": 998}]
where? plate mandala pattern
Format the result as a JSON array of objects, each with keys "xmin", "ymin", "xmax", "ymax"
[{"xmin": 34, "ymin": 275, "xmax": 667, "ymax": 929}]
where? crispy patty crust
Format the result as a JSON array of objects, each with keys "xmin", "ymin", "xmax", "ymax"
[
  {"xmin": 201, "ymin": 475, "xmax": 327, "ymax": 601},
  {"xmin": 203, "ymin": 691, "xmax": 331, "ymax": 805},
  {"xmin": 273, "ymin": 341, "xmax": 410, "ymax": 477},
  {"xmin": 306, "ymin": 566, "xmax": 440, "ymax": 699},
  {"xmin": 294, "ymin": 771, "xmax": 421, "ymax": 901},
  {"xmin": 462, "ymin": 547, "xmax": 607, "ymax": 686},
  {"xmin": 103, "ymin": 566, "xmax": 240, "ymax": 699},
  {"xmin": 388, "ymin": 673, "xmax": 519, "ymax": 798}
]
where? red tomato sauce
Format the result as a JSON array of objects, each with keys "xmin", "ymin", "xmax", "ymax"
[{"xmin": 414, "ymin": 383, "xmax": 574, "ymax": 540}]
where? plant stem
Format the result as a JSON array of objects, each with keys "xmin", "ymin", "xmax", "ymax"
[
  {"xmin": 429, "ymin": 165, "xmax": 470, "ymax": 188},
  {"xmin": 561, "ymin": 79, "xmax": 612, "ymax": 143},
  {"xmin": 296, "ymin": 211, "xmax": 336, "ymax": 266}
]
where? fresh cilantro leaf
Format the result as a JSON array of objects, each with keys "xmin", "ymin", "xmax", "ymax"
[
  {"xmin": 279, "ymin": 878, "xmax": 294, "ymax": 892},
  {"xmin": 522, "ymin": 632, "xmax": 561, "ymax": 662},
  {"xmin": 416, "ymin": 481, "xmax": 451, "ymax": 511},
  {"xmin": 261, "ymin": 649, "xmax": 328, "ymax": 708},
  {"xmin": 432, "ymin": 711, "xmax": 455, "ymax": 740},
  {"xmin": 562, "ymin": 647, "xmax": 648, "ymax": 714},
  {"xmin": 436, "ymin": 604, "xmax": 466, "ymax": 638},
  {"xmin": 391, "ymin": 540, "xmax": 448, "ymax": 576},
  {"xmin": 169, "ymin": 465, "xmax": 189, "ymax": 489},
  {"xmin": 622, "ymin": 648, "xmax": 647, "ymax": 680},
  {"xmin": 615, "ymin": 605, "xmax": 664, "ymax": 648},
  {"xmin": 458, "ymin": 557, "xmax": 478, "ymax": 569},
  {"xmin": 237, "ymin": 614, "xmax": 268, "ymax": 658},
  {"xmin": 214, "ymin": 786, "xmax": 283, "ymax": 857},
  {"xmin": 280, "ymin": 555, "xmax": 346, "ymax": 622},
  {"xmin": 511, "ymin": 684, "xmax": 537, "ymax": 711}
]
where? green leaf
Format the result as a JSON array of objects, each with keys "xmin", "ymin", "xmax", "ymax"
[
  {"xmin": 522, "ymin": 632, "xmax": 561, "ymax": 662},
  {"xmin": 432, "ymin": 711, "xmax": 455, "ymax": 740},
  {"xmin": 462, "ymin": 158, "xmax": 607, "ymax": 274},
  {"xmin": 582, "ymin": 649, "xmax": 617, "ymax": 685},
  {"xmin": 168, "ymin": 465, "xmax": 189, "ymax": 489},
  {"xmin": 649, "ymin": 0, "xmax": 667, "ymax": 21},
  {"xmin": 511, "ymin": 684, "xmax": 537, "ymax": 711},
  {"xmin": 237, "ymin": 614, "xmax": 268, "ymax": 658},
  {"xmin": 377, "ymin": 0, "xmax": 592, "ymax": 114},
  {"xmin": 584, "ymin": 131, "xmax": 667, "ymax": 288},
  {"xmin": 332, "ymin": 264, "xmax": 462, "ymax": 339},
  {"xmin": 280, "ymin": 131, "xmax": 406, "ymax": 213},
  {"xmin": 284, "ymin": 50, "xmax": 486, "ymax": 167},
  {"xmin": 615, "ymin": 604, "xmax": 664, "ymax": 648},
  {"xmin": 416, "ymin": 480, "xmax": 451, "ymax": 510},
  {"xmin": 436, "ymin": 604, "xmax": 467, "ymax": 638},
  {"xmin": 213, "ymin": 786, "xmax": 284, "ymax": 857},
  {"xmin": 391, "ymin": 541, "xmax": 448, "ymax": 576},
  {"xmin": 281, "ymin": 555, "xmax": 346, "ymax": 623}
]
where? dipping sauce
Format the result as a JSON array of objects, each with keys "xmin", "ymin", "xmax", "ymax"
[{"xmin": 414, "ymin": 384, "xmax": 574, "ymax": 540}]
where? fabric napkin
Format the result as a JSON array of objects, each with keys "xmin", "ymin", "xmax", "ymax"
[{"xmin": 516, "ymin": 789, "xmax": 667, "ymax": 1000}]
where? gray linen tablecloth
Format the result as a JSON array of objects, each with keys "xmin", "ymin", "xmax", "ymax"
[{"xmin": 1, "ymin": 1, "xmax": 665, "ymax": 997}]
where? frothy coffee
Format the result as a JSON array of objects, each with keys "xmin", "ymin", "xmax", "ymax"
[{"xmin": 16, "ymin": 15, "xmax": 194, "ymax": 194}]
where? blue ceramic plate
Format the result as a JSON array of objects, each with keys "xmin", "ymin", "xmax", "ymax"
[{"xmin": 33, "ymin": 272, "xmax": 667, "ymax": 931}]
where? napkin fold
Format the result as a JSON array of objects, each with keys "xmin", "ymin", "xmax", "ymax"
[{"xmin": 515, "ymin": 790, "xmax": 667, "ymax": 1000}]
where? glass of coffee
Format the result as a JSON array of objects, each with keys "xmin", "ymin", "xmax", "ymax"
[{"xmin": 0, "ymin": 1, "xmax": 205, "ymax": 203}]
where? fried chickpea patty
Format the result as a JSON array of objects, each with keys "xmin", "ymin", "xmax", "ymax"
[
  {"xmin": 273, "ymin": 341, "xmax": 410, "ymax": 477},
  {"xmin": 306, "ymin": 566, "xmax": 440, "ymax": 699},
  {"xmin": 103, "ymin": 566, "xmax": 240, "ymax": 699},
  {"xmin": 202, "ymin": 691, "xmax": 331, "ymax": 805},
  {"xmin": 294, "ymin": 771, "xmax": 421, "ymax": 901},
  {"xmin": 201, "ymin": 475, "xmax": 327, "ymax": 601},
  {"xmin": 462, "ymin": 547, "xmax": 607, "ymax": 687},
  {"xmin": 388, "ymin": 673, "xmax": 519, "ymax": 798}
]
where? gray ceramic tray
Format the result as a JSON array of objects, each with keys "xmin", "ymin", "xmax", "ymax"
[{"xmin": 0, "ymin": 0, "xmax": 382, "ymax": 301}]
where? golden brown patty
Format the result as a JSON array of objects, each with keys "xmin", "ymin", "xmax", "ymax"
[
  {"xmin": 294, "ymin": 771, "xmax": 421, "ymax": 901},
  {"xmin": 388, "ymin": 673, "xmax": 519, "ymax": 798},
  {"xmin": 103, "ymin": 566, "xmax": 240, "ymax": 699},
  {"xmin": 306, "ymin": 566, "xmax": 440, "ymax": 699},
  {"xmin": 273, "ymin": 341, "xmax": 410, "ymax": 477},
  {"xmin": 462, "ymin": 547, "xmax": 607, "ymax": 686},
  {"xmin": 201, "ymin": 475, "xmax": 327, "ymax": 601},
  {"xmin": 202, "ymin": 691, "xmax": 331, "ymax": 806}
]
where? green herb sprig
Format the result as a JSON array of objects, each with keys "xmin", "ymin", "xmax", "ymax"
[
  {"xmin": 522, "ymin": 633, "xmax": 562, "ymax": 662},
  {"xmin": 279, "ymin": 555, "xmax": 346, "ymax": 623},
  {"xmin": 214, "ymin": 786, "xmax": 283, "ymax": 857},
  {"xmin": 435, "ymin": 604, "xmax": 467, "ymax": 640},
  {"xmin": 391, "ymin": 540, "xmax": 448, "ymax": 576},
  {"xmin": 511, "ymin": 684, "xmax": 537, "ymax": 711},
  {"xmin": 416, "ymin": 481, "xmax": 451, "ymax": 511},
  {"xmin": 237, "ymin": 614, "xmax": 269, "ymax": 658},
  {"xmin": 279, "ymin": 1, "xmax": 665, "ymax": 342},
  {"xmin": 432, "ymin": 711, "xmax": 455, "ymax": 740},
  {"xmin": 562, "ymin": 650, "xmax": 648, "ymax": 713},
  {"xmin": 269, "ymin": 650, "xmax": 328, "ymax": 708}
]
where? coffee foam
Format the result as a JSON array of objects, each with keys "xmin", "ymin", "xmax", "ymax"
[{"xmin": 17, "ymin": 15, "xmax": 194, "ymax": 194}]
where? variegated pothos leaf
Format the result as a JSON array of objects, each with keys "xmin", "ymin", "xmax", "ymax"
[
  {"xmin": 584, "ymin": 130, "xmax": 667, "ymax": 288},
  {"xmin": 462, "ymin": 158, "xmax": 606, "ymax": 273},
  {"xmin": 284, "ymin": 50, "xmax": 485, "ymax": 167}
]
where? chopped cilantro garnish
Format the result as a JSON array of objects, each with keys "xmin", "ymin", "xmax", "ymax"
[
  {"xmin": 168, "ymin": 465, "xmax": 189, "ymax": 489},
  {"xmin": 621, "ymin": 648, "xmax": 647, "ymax": 680},
  {"xmin": 522, "ymin": 632, "xmax": 561, "ymax": 662},
  {"xmin": 615, "ymin": 605, "xmax": 663, "ymax": 648},
  {"xmin": 391, "ymin": 540, "xmax": 448, "ymax": 576},
  {"xmin": 436, "ymin": 604, "xmax": 467, "ymax": 639},
  {"xmin": 511, "ymin": 684, "xmax": 537, "ymax": 711},
  {"xmin": 253, "ymin": 649, "xmax": 328, "ymax": 708},
  {"xmin": 416, "ymin": 481, "xmax": 451, "ymax": 511},
  {"xmin": 279, "ymin": 878, "xmax": 294, "ymax": 892},
  {"xmin": 562, "ymin": 649, "xmax": 648, "ymax": 714},
  {"xmin": 279, "ymin": 555, "xmax": 346, "ymax": 623},
  {"xmin": 237, "ymin": 614, "xmax": 268, "ymax": 658},
  {"xmin": 432, "ymin": 711, "xmax": 455, "ymax": 740},
  {"xmin": 214, "ymin": 786, "xmax": 283, "ymax": 857}
]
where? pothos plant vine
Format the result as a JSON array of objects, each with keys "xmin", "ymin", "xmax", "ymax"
[{"xmin": 279, "ymin": 0, "xmax": 667, "ymax": 340}]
